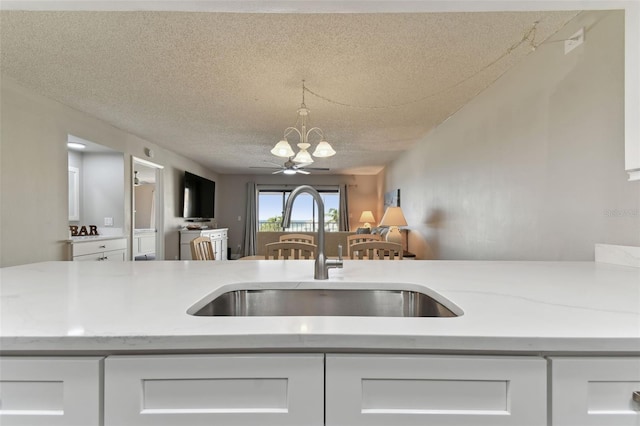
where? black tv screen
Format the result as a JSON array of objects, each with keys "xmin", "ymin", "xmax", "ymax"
[{"xmin": 182, "ymin": 171, "xmax": 215, "ymax": 220}]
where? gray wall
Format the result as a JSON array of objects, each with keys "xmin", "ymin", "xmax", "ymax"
[
  {"xmin": 385, "ymin": 11, "xmax": 639, "ymax": 260},
  {"xmin": 82, "ymin": 153, "xmax": 125, "ymax": 231}
]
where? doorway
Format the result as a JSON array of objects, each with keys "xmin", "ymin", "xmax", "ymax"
[{"xmin": 132, "ymin": 157, "xmax": 164, "ymax": 261}]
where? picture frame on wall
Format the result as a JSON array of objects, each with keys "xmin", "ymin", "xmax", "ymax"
[{"xmin": 384, "ymin": 189, "xmax": 400, "ymax": 207}]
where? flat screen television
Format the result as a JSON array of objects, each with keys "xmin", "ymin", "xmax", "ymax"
[{"xmin": 182, "ymin": 171, "xmax": 215, "ymax": 221}]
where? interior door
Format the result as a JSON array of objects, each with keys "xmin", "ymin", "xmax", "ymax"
[{"xmin": 132, "ymin": 157, "xmax": 164, "ymax": 260}]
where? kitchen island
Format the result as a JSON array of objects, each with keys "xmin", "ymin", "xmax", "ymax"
[{"xmin": 1, "ymin": 260, "xmax": 639, "ymax": 425}]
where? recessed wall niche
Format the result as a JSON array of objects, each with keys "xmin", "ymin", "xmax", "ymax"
[{"xmin": 67, "ymin": 135, "xmax": 125, "ymax": 236}]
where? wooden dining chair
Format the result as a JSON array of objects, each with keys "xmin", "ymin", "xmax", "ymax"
[
  {"xmin": 190, "ymin": 236, "xmax": 215, "ymax": 260},
  {"xmin": 349, "ymin": 241, "xmax": 403, "ymax": 260},
  {"xmin": 279, "ymin": 233, "xmax": 315, "ymax": 245},
  {"xmin": 346, "ymin": 234, "xmax": 382, "ymax": 257},
  {"xmin": 265, "ymin": 241, "xmax": 317, "ymax": 260}
]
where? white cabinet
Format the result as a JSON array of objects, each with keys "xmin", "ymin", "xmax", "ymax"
[
  {"xmin": 325, "ymin": 354, "xmax": 547, "ymax": 426},
  {"xmin": 104, "ymin": 354, "xmax": 324, "ymax": 426},
  {"xmin": 0, "ymin": 357, "xmax": 103, "ymax": 426},
  {"xmin": 4, "ymin": 353, "xmax": 635, "ymax": 426},
  {"xmin": 180, "ymin": 228, "xmax": 228, "ymax": 260},
  {"xmin": 133, "ymin": 230, "xmax": 156, "ymax": 258},
  {"xmin": 69, "ymin": 237, "xmax": 127, "ymax": 261},
  {"xmin": 550, "ymin": 357, "xmax": 640, "ymax": 426}
]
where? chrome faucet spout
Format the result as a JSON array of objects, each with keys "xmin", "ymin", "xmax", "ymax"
[{"xmin": 282, "ymin": 185, "xmax": 343, "ymax": 280}]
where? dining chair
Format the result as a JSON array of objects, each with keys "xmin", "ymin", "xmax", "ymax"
[
  {"xmin": 279, "ymin": 233, "xmax": 315, "ymax": 245},
  {"xmin": 346, "ymin": 234, "xmax": 382, "ymax": 257},
  {"xmin": 349, "ymin": 241, "xmax": 403, "ymax": 260},
  {"xmin": 265, "ymin": 241, "xmax": 317, "ymax": 260},
  {"xmin": 190, "ymin": 236, "xmax": 215, "ymax": 260}
]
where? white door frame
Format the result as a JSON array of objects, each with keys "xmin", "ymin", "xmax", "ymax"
[{"xmin": 132, "ymin": 156, "xmax": 165, "ymax": 260}]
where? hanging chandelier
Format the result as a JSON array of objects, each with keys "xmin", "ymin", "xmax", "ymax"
[{"xmin": 271, "ymin": 80, "xmax": 336, "ymax": 164}]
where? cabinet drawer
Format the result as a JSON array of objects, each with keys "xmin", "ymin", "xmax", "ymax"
[
  {"xmin": 203, "ymin": 229, "xmax": 227, "ymax": 239},
  {"xmin": 73, "ymin": 252, "xmax": 105, "ymax": 261},
  {"xmin": 551, "ymin": 357, "xmax": 640, "ymax": 426},
  {"xmin": 72, "ymin": 238, "xmax": 127, "ymax": 256},
  {"xmin": 73, "ymin": 248, "xmax": 126, "ymax": 261},
  {"xmin": 105, "ymin": 354, "xmax": 324, "ymax": 426},
  {"xmin": 326, "ymin": 354, "xmax": 546, "ymax": 426},
  {"xmin": 0, "ymin": 357, "xmax": 103, "ymax": 426}
]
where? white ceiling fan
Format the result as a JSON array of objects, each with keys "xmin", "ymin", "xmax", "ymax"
[{"xmin": 250, "ymin": 157, "xmax": 330, "ymax": 175}]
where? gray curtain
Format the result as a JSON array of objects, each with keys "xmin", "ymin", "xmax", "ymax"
[
  {"xmin": 242, "ymin": 182, "xmax": 258, "ymax": 256},
  {"xmin": 339, "ymin": 184, "xmax": 350, "ymax": 231}
]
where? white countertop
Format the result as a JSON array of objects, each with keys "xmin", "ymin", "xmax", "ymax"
[
  {"xmin": 1, "ymin": 260, "xmax": 638, "ymax": 354},
  {"xmin": 67, "ymin": 235, "xmax": 128, "ymax": 243}
]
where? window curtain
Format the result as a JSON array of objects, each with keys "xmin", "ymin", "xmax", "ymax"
[
  {"xmin": 339, "ymin": 184, "xmax": 350, "ymax": 231},
  {"xmin": 242, "ymin": 181, "xmax": 258, "ymax": 256}
]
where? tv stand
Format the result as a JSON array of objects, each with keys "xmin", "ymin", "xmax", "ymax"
[{"xmin": 180, "ymin": 228, "xmax": 228, "ymax": 260}]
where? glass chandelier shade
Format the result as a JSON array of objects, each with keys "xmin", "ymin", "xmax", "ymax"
[
  {"xmin": 270, "ymin": 140, "xmax": 295, "ymax": 158},
  {"xmin": 292, "ymin": 143, "xmax": 313, "ymax": 163},
  {"xmin": 272, "ymin": 81, "xmax": 336, "ymax": 163},
  {"xmin": 312, "ymin": 140, "xmax": 336, "ymax": 157}
]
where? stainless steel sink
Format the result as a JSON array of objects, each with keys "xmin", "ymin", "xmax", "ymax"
[{"xmin": 189, "ymin": 288, "xmax": 459, "ymax": 317}]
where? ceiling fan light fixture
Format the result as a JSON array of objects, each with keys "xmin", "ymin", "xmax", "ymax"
[
  {"xmin": 283, "ymin": 169, "xmax": 297, "ymax": 175},
  {"xmin": 312, "ymin": 140, "xmax": 335, "ymax": 158},
  {"xmin": 271, "ymin": 140, "xmax": 295, "ymax": 158}
]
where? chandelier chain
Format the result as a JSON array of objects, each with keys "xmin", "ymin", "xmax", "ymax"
[{"xmin": 303, "ymin": 21, "xmax": 540, "ymax": 110}]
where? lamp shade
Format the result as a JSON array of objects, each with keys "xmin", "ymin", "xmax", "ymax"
[
  {"xmin": 359, "ymin": 210, "xmax": 375, "ymax": 223},
  {"xmin": 358, "ymin": 210, "xmax": 375, "ymax": 228},
  {"xmin": 379, "ymin": 206, "xmax": 407, "ymax": 227}
]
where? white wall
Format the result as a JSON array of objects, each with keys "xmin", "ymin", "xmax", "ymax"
[
  {"xmin": 385, "ymin": 10, "xmax": 639, "ymax": 260},
  {"xmin": 217, "ymin": 173, "xmax": 379, "ymax": 256},
  {"xmin": 0, "ymin": 75, "xmax": 219, "ymax": 266}
]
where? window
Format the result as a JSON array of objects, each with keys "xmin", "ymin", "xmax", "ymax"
[{"xmin": 258, "ymin": 187, "xmax": 340, "ymax": 232}]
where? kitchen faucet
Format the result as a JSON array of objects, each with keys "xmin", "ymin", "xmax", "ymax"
[{"xmin": 282, "ymin": 185, "xmax": 343, "ymax": 280}]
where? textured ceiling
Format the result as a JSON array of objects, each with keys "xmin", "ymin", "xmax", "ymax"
[{"xmin": 0, "ymin": 10, "xmax": 578, "ymax": 174}]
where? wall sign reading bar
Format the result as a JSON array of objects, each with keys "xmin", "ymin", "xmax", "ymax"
[{"xmin": 70, "ymin": 225, "xmax": 99, "ymax": 236}]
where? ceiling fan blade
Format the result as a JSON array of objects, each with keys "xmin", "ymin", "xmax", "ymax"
[
  {"xmin": 293, "ymin": 162, "xmax": 313, "ymax": 169},
  {"xmin": 250, "ymin": 166, "xmax": 279, "ymax": 170},
  {"xmin": 296, "ymin": 169, "xmax": 310, "ymax": 175},
  {"xmin": 272, "ymin": 169, "xmax": 285, "ymax": 174},
  {"xmin": 301, "ymin": 167, "xmax": 330, "ymax": 171}
]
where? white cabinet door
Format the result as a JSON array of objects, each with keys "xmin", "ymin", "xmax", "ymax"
[
  {"xmin": 138, "ymin": 234, "xmax": 156, "ymax": 254},
  {"xmin": 551, "ymin": 357, "xmax": 640, "ymax": 426},
  {"xmin": 105, "ymin": 354, "xmax": 324, "ymax": 426},
  {"xmin": 102, "ymin": 248, "xmax": 126, "ymax": 261},
  {"xmin": 0, "ymin": 357, "xmax": 103, "ymax": 426},
  {"xmin": 326, "ymin": 354, "xmax": 547, "ymax": 426}
]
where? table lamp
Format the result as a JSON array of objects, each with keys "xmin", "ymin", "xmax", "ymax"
[
  {"xmin": 379, "ymin": 206, "xmax": 407, "ymax": 245},
  {"xmin": 358, "ymin": 210, "xmax": 376, "ymax": 229}
]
